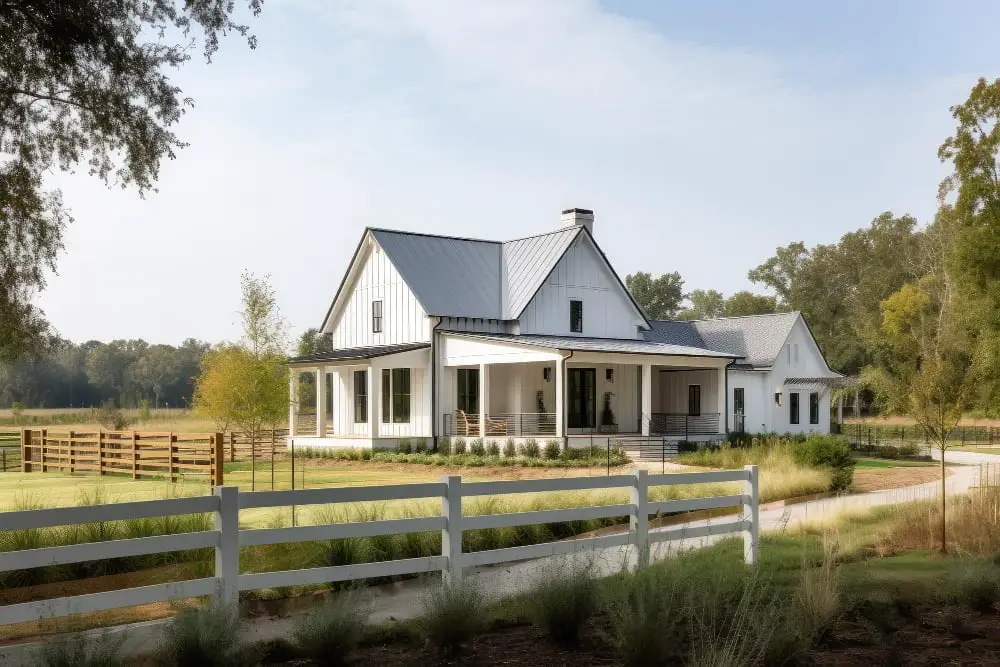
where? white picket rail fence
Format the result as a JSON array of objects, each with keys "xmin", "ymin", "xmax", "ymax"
[{"xmin": 0, "ymin": 465, "xmax": 759, "ymax": 626}]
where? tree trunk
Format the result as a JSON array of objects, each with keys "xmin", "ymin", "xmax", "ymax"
[{"xmin": 940, "ymin": 446, "xmax": 947, "ymax": 554}]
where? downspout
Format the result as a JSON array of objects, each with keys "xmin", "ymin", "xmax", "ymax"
[
  {"xmin": 431, "ymin": 317, "xmax": 442, "ymax": 451},
  {"xmin": 724, "ymin": 358, "xmax": 737, "ymax": 436}
]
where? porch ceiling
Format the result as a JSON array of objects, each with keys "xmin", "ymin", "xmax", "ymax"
[{"xmin": 443, "ymin": 332, "xmax": 739, "ymax": 359}]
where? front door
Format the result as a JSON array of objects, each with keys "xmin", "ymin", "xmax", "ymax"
[{"xmin": 568, "ymin": 368, "xmax": 596, "ymax": 429}]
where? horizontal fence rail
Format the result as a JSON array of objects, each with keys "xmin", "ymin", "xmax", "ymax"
[
  {"xmin": 648, "ymin": 413, "xmax": 721, "ymax": 437},
  {"xmin": 1, "ymin": 428, "xmax": 19, "ymax": 472},
  {"xmin": 0, "ymin": 467, "xmax": 760, "ymax": 627},
  {"xmin": 441, "ymin": 413, "xmax": 559, "ymax": 438}
]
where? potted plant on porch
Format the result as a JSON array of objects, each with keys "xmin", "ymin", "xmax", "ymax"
[{"xmin": 600, "ymin": 391, "xmax": 618, "ymax": 434}]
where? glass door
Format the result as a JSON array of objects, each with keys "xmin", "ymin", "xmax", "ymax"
[{"xmin": 568, "ymin": 368, "xmax": 596, "ymax": 428}]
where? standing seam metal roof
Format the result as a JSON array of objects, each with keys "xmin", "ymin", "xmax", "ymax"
[{"xmin": 501, "ymin": 227, "xmax": 581, "ymax": 318}]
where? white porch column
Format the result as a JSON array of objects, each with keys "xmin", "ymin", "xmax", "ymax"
[
  {"xmin": 717, "ymin": 365, "xmax": 727, "ymax": 435},
  {"xmin": 478, "ymin": 363, "xmax": 489, "ymax": 438},
  {"xmin": 555, "ymin": 356, "xmax": 565, "ymax": 439},
  {"xmin": 369, "ymin": 366, "xmax": 380, "ymax": 439},
  {"xmin": 315, "ymin": 367, "xmax": 327, "ymax": 437},
  {"xmin": 288, "ymin": 369, "xmax": 298, "ymax": 436},
  {"xmin": 641, "ymin": 362, "xmax": 652, "ymax": 436}
]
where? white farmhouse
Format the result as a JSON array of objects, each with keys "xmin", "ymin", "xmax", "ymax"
[{"xmin": 288, "ymin": 209, "xmax": 842, "ymax": 449}]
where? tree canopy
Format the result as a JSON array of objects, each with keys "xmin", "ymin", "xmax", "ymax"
[
  {"xmin": 624, "ymin": 271, "xmax": 685, "ymax": 320},
  {"xmin": 1, "ymin": 0, "xmax": 262, "ymax": 360}
]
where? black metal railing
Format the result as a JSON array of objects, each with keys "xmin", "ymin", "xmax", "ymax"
[
  {"xmin": 610, "ymin": 436, "xmax": 680, "ymax": 474},
  {"xmin": 648, "ymin": 413, "xmax": 720, "ymax": 438},
  {"xmin": 442, "ymin": 412, "xmax": 557, "ymax": 438}
]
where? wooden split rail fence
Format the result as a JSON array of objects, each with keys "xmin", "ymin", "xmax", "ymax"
[
  {"xmin": 0, "ymin": 429, "xmax": 19, "ymax": 472},
  {"xmin": 20, "ymin": 429, "xmax": 225, "ymax": 485},
  {"xmin": 0, "ymin": 466, "xmax": 760, "ymax": 627}
]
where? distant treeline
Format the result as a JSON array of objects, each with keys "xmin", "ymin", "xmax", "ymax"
[{"xmin": 0, "ymin": 338, "xmax": 211, "ymax": 409}]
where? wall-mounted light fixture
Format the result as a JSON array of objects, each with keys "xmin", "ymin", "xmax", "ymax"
[
  {"xmin": 774, "ymin": 391, "xmax": 782, "ymax": 407},
  {"xmin": 543, "ymin": 367, "xmax": 552, "ymax": 382}
]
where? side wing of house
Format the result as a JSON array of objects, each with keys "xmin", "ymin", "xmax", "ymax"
[
  {"xmin": 322, "ymin": 235, "xmax": 431, "ymax": 348},
  {"xmin": 769, "ymin": 315, "xmax": 838, "ymax": 434},
  {"xmin": 516, "ymin": 232, "xmax": 646, "ymax": 339}
]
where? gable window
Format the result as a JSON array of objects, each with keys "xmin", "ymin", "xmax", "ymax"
[
  {"xmin": 380, "ymin": 368, "xmax": 412, "ymax": 423},
  {"xmin": 372, "ymin": 300, "xmax": 383, "ymax": 333},
  {"xmin": 809, "ymin": 392, "xmax": 820, "ymax": 425},
  {"xmin": 789, "ymin": 392, "xmax": 800, "ymax": 425},
  {"xmin": 688, "ymin": 385, "xmax": 701, "ymax": 417},
  {"xmin": 353, "ymin": 370, "xmax": 368, "ymax": 423},
  {"xmin": 570, "ymin": 299, "xmax": 583, "ymax": 333}
]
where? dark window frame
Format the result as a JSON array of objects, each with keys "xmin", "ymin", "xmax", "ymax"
[
  {"xmin": 392, "ymin": 368, "xmax": 411, "ymax": 423},
  {"xmin": 354, "ymin": 370, "xmax": 368, "ymax": 424},
  {"xmin": 381, "ymin": 369, "xmax": 391, "ymax": 423},
  {"xmin": 457, "ymin": 368, "xmax": 479, "ymax": 415},
  {"xmin": 789, "ymin": 392, "xmax": 800, "ymax": 425},
  {"xmin": 570, "ymin": 299, "xmax": 583, "ymax": 333},
  {"xmin": 568, "ymin": 368, "xmax": 597, "ymax": 428},
  {"xmin": 688, "ymin": 385, "xmax": 702, "ymax": 417},
  {"xmin": 372, "ymin": 300, "xmax": 383, "ymax": 333},
  {"xmin": 809, "ymin": 392, "xmax": 820, "ymax": 425}
]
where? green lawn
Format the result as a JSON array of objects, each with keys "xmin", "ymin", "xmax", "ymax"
[{"xmin": 853, "ymin": 457, "xmax": 936, "ymax": 468}]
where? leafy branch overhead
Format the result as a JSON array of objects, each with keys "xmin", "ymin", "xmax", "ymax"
[{"xmin": 0, "ymin": 0, "xmax": 262, "ymax": 360}]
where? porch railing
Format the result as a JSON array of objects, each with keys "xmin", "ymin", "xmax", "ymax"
[
  {"xmin": 443, "ymin": 413, "xmax": 557, "ymax": 438},
  {"xmin": 648, "ymin": 413, "xmax": 720, "ymax": 438}
]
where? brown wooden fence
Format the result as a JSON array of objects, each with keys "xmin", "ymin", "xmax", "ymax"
[
  {"xmin": 1, "ymin": 428, "xmax": 19, "ymax": 472},
  {"xmin": 225, "ymin": 428, "xmax": 288, "ymax": 462},
  {"xmin": 20, "ymin": 429, "xmax": 224, "ymax": 484}
]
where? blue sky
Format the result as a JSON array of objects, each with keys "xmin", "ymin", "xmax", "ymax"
[{"xmin": 40, "ymin": 0, "xmax": 996, "ymax": 345}]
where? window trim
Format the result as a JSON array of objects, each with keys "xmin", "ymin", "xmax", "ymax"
[
  {"xmin": 569, "ymin": 299, "xmax": 583, "ymax": 333},
  {"xmin": 457, "ymin": 368, "xmax": 479, "ymax": 415},
  {"xmin": 353, "ymin": 370, "xmax": 368, "ymax": 424},
  {"xmin": 789, "ymin": 391, "xmax": 800, "ymax": 425},
  {"xmin": 372, "ymin": 300, "xmax": 383, "ymax": 334},
  {"xmin": 381, "ymin": 369, "xmax": 391, "ymax": 423},
  {"xmin": 809, "ymin": 392, "xmax": 820, "ymax": 425},
  {"xmin": 391, "ymin": 368, "xmax": 411, "ymax": 424}
]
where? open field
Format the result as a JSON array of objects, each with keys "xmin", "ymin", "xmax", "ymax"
[{"xmin": 0, "ymin": 408, "xmax": 225, "ymax": 433}]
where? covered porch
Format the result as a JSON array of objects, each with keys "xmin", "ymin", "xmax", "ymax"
[{"xmin": 440, "ymin": 333, "xmax": 734, "ymax": 443}]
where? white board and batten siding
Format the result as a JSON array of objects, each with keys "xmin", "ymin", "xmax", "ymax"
[
  {"xmin": 727, "ymin": 370, "xmax": 770, "ymax": 434},
  {"xmin": 656, "ymin": 369, "xmax": 722, "ymax": 415},
  {"xmin": 517, "ymin": 235, "xmax": 644, "ymax": 340},
  {"xmin": 565, "ymin": 363, "xmax": 641, "ymax": 434},
  {"xmin": 327, "ymin": 241, "xmax": 430, "ymax": 348},
  {"xmin": 769, "ymin": 316, "xmax": 832, "ymax": 434}
]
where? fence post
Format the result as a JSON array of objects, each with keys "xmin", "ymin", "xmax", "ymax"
[
  {"xmin": 230, "ymin": 432, "xmax": 236, "ymax": 463},
  {"xmin": 214, "ymin": 486, "xmax": 240, "ymax": 616},
  {"xmin": 631, "ymin": 468, "xmax": 649, "ymax": 569},
  {"xmin": 743, "ymin": 464, "xmax": 760, "ymax": 566},
  {"xmin": 97, "ymin": 430, "xmax": 104, "ymax": 476},
  {"xmin": 168, "ymin": 432, "xmax": 176, "ymax": 483},
  {"xmin": 214, "ymin": 433, "xmax": 225, "ymax": 486},
  {"xmin": 21, "ymin": 429, "xmax": 31, "ymax": 472},
  {"xmin": 131, "ymin": 431, "xmax": 138, "ymax": 480},
  {"xmin": 441, "ymin": 475, "xmax": 463, "ymax": 585},
  {"xmin": 69, "ymin": 430, "xmax": 76, "ymax": 474},
  {"xmin": 40, "ymin": 428, "xmax": 47, "ymax": 472}
]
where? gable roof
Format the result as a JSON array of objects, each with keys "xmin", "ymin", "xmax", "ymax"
[
  {"xmin": 370, "ymin": 229, "xmax": 502, "ymax": 319},
  {"xmin": 501, "ymin": 227, "xmax": 581, "ymax": 318},
  {"xmin": 322, "ymin": 224, "xmax": 649, "ymax": 328},
  {"xmin": 645, "ymin": 312, "xmax": 800, "ymax": 368}
]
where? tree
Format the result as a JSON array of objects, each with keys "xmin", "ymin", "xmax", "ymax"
[
  {"xmin": 193, "ymin": 272, "xmax": 287, "ymax": 488},
  {"xmin": 297, "ymin": 328, "xmax": 333, "ymax": 357},
  {"xmin": 1, "ymin": 0, "xmax": 262, "ymax": 360},
  {"xmin": 723, "ymin": 291, "xmax": 777, "ymax": 317},
  {"xmin": 863, "ymin": 214, "xmax": 974, "ymax": 553},
  {"xmin": 678, "ymin": 289, "xmax": 726, "ymax": 320},
  {"xmin": 624, "ymin": 271, "xmax": 684, "ymax": 319}
]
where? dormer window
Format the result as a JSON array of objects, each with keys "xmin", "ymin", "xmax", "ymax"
[
  {"xmin": 372, "ymin": 300, "xmax": 383, "ymax": 333},
  {"xmin": 570, "ymin": 299, "xmax": 583, "ymax": 333}
]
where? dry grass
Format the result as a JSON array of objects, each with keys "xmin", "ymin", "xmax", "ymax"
[
  {"xmin": 0, "ymin": 407, "xmax": 225, "ymax": 433},
  {"xmin": 851, "ymin": 466, "xmax": 942, "ymax": 493}
]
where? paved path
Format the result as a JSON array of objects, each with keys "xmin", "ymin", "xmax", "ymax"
[{"xmin": 2, "ymin": 451, "xmax": 996, "ymax": 665}]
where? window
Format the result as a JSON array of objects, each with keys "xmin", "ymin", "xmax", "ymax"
[
  {"xmin": 789, "ymin": 392, "xmax": 800, "ymax": 425},
  {"xmin": 392, "ymin": 368, "xmax": 411, "ymax": 423},
  {"xmin": 733, "ymin": 387, "xmax": 745, "ymax": 433},
  {"xmin": 372, "ymin": 300, "xmax": 383, "ymax": 333},
  {"xmin": 381, "ymin": 369, "xmax": 391, "ymax": 423},
  {"xmin": 570, "ymin": 299, "xmax": 583, "ymax": 333},
  {"xmin": 809, "ymin": 392, "xmax": 820, "ymax": 425},
  {"xmin": 688, "ymin": 385, "xmax": 701, "ymax": 417},
  {"xmin": 353, "ymin": 370, "xmax": 368, "ymax": 423},
  {"xmin": 457, "ymin": 368, "xmax": 479, "ymax": 414},
  {"xmin": 568, "ymin": 368, "xmax": 596, "ymax": 428},
  {"xmin": 379, "ymin": 368, "xmax": 412, "ymax": 423}
]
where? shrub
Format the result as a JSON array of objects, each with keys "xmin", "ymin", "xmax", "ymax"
[
  {"xmin": 412, "ymin": 439, "xmax": 427, "ymax": 454},
  {"xmin": 606, "ymin": 566, "xmax": 683, "ymax": 666},
  {"xmin": 486, "ymin": 440, "xmax": 501, "ymax": 457},
  {"xmin": 419, "ymin": 582, "xmax": 487, "ymax": 656},
  {"xmin": 727, "ymin": 431, "xmax": 754, "ymax": 448},
  {"xmin": 437, "ymin": 437, "xmax": 450, "ymax": 454},
  {"xmin": 94, "ymin": 399, "xmax": 131, "ymax": 431},
  {"xmin": 527, "ymin": 559, "xmax": 600, "ymax": 644},
  {"xmin": 292, "ymin": 591, "xmax": 369, "ymax": 666},
  {"xmin": 678, "ymin": 440, "xmax": 699, "ymax": 453},
  {"xmin": 544, "ymin": 440, "xmax": 561, "ymax": 460},
  {"xmin": 36, "ymin": 631, "xmax": 126, "ymax": 667},
  {"xmin": 160, "ymin": 603, "xmax": 242, "ymax": 667},
  {"xmin": 941, "ymin": 560, "xmax": 1000, "ymax": 613},
  {"xmin": 452, "ymin": 438, "xmax": 467, "ymax": 455},
  {"xmin": 469, "ymin": 438, "xmax": 486, "ymax": 457},
  {"xmin": 138, "ymin": 399, "xmax": 153, "ymax": 423},
  {"xmin": 503, "ymin": 439, "xmax": 517, "ymax": 457},
  {"xmin": 521, "ymin": 439, "xmax": 540, "ymax": 458},
  {"xmin": 794, "ymin": 435, "xmax": 855, "ymax": 491},
  {"xmin": 791, "ymin": 538, "xmax": 842, "ymax": 645},
  {"xmin": 396, "ymin": 438, "xmax": 412, "ymax": 454}
]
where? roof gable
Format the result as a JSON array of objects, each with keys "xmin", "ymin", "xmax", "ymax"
[
  {"xmin": 501, "ymin": 227, "xmax": 580, "ymax": 318},
  {"xmin": 646, "ymin": 312, "xmax": 801, "ymax": 367}
]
